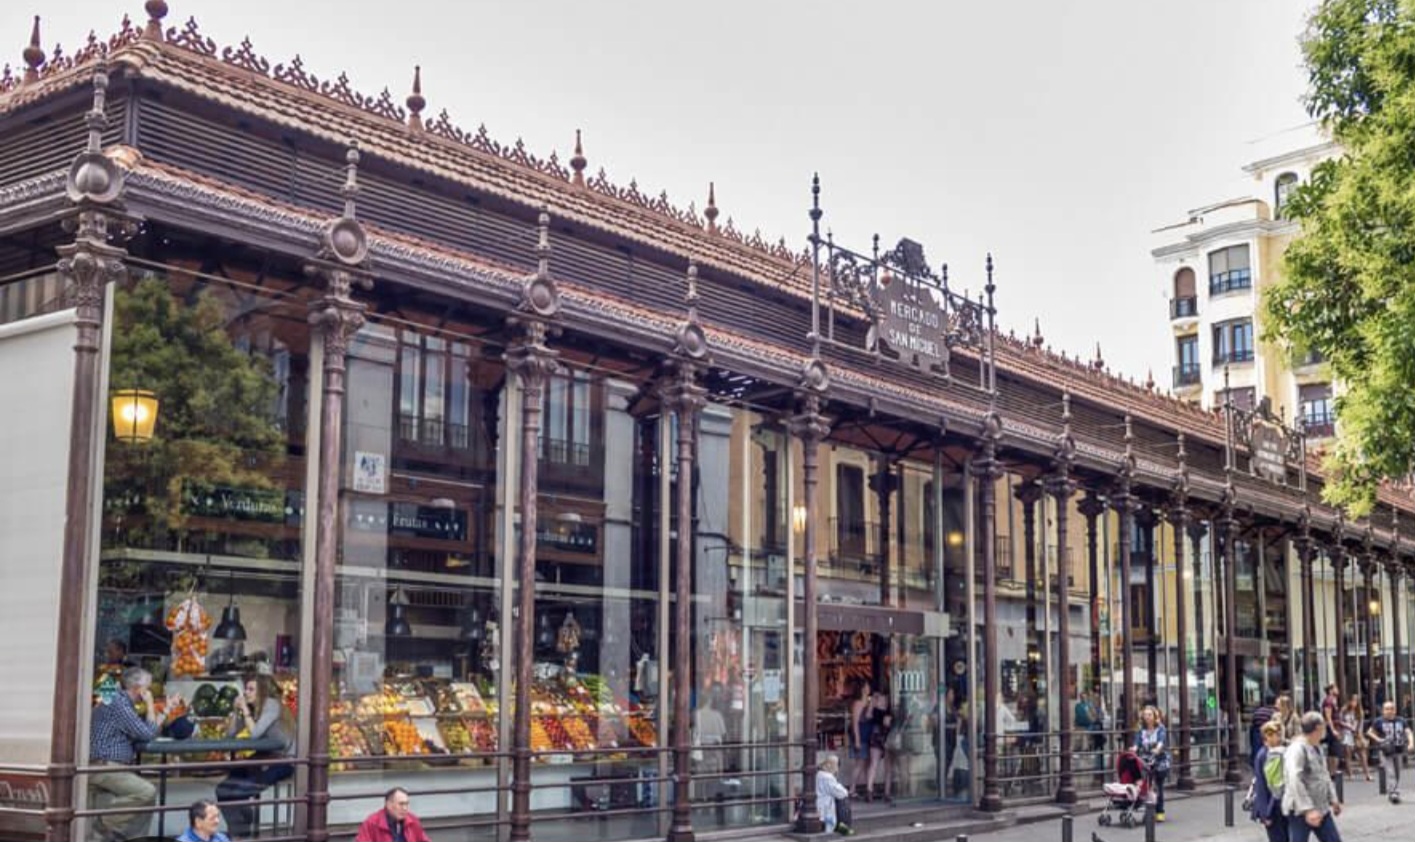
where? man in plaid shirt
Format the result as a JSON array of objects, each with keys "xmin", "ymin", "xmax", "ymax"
[{"xmin": 87, "ymin": 666, "xmax": 162, "ymax": 841}]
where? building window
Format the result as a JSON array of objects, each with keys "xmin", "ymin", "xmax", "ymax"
[
  {"xmin": 1212, "ymin": 319, "xmax": 1254, "ymax": 365},
  {"xmin": 1174, "ymin": 335, "xmax": 1200, "ymax": 386},
  {"xmin": 1216, "ymin": 387, "xmax": 1257, "ymax": 411},
  {"xmin": 1275, "ymin": 172, "xmax": 1299, "ymax": 218},
  {"xmin": 542, "ymin": 372, "xmax": 596, "ymax": 467},
  {"xmin": 1300, "ymin": 383, "xmax": 1334, "ymax": 437},
  {"xmin": 1208, "ymin": 245, "xmax": 1252, "ymax": 295},
  {"xmin": 835, "ymin": 463, "xmax": 866, "ymax": 558},
  {"xmin": 1171, "ymin": 267, "xmax": 1198, "ymax": 318}
]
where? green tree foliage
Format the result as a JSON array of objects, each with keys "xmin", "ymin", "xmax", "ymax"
[
  {"xmin": 1263, "ymin": 0, "xmax": 1415, "ymax": 515},
  {"xmin": 104, "ymin": 274, "xmax": 285, "ymax": 567}
]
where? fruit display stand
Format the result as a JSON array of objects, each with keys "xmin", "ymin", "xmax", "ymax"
[{"xmin": 323, "ymin": 671, "xmax": 662, "ymax": 825}]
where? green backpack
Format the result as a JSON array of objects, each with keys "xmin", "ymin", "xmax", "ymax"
[{"xmin": 1263, "ymin": 746, "xmax": 1285, "ymax": 798}]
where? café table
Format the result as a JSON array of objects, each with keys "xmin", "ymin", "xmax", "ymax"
[{"xmin": 138, "ymin": 736, "xmax": 285, "ymax": 838}]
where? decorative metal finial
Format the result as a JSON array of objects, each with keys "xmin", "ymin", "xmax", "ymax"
[
  {"xmin": 1177, "ymin": 432, "xmax": 1187, "ymax": 463},
  {"xmin": 65, "ymin": 60, "xmax": 124, "ymax": 205},
  {"xmin": 985, "ymin": 253, "xmax": 995, "ymax": 294},
  {"xmin": 685, "ymin": 257, "xmax": 699, "ymax": 318},
  {"xmin": 143, "ymin": 0, "xmax": 168, "ymax": 42},
  {"xmin": 536, "ymin": 205, "xmax": 551, "ymax": 280},
  {"xmin": 22, "ymin": 15, "xmax": 43, "ymax": 83},
  {"xmin": 1061, "ymin": 390, "xmax": 1072, "ymax": 435},
  {"xmin": 704, "ymin": 182, "xmax": 719, "ymax": 233},
  {"xmin": 1031, "ymin": 317, "xmax": 1043, "ymax": 349},
  {"xmin": 1145, "ymin": 368, "xmax": 1155, "ymax": 391},
  {"xmin": 317, "ymin": 140, "xmax": 369, "ymax": 266},
  {"xmin": 1092, "ymin": 342, "xmax": 1104, "ymax": 370},
  {"xmin": 406, "ymin": 65, "xmax": 425, "ymax": 130},
  {"xmin": 341, "ymin": 141, "xmax": 361, "ymax": 219},
  {"xmin": 1123, "ymin": 413, "xmax": 1134, "ymax": 449},
  {"xmin": 810, "ymin": 173, "xmax": 822, "ymax": 224},
  {"xmin": 570, "ymin": 129, "xmax": 587, "ymax": 187}
]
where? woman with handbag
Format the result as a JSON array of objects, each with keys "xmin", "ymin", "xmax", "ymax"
[{"xmin": 1133, "ymin": 705, "xmax": 1170, "ymax": 823}]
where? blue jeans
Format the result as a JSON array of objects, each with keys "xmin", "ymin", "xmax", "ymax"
[{"xmin": 1286, "ymin": 811, "xmax": 1341, "ymax": 842}]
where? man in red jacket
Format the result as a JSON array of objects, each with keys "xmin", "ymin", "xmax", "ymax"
[{"xmin": 356, "ymin": 787, "xmax": 432, "ymax": 842}]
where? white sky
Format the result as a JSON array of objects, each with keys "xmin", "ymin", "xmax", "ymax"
[{"xmin": 7, "ymin": 0, "xmax": 1316, "ymax": 381}]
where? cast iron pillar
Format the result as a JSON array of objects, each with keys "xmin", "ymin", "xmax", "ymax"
[
  {"xmin": 1218, "ymin": 496, "xmax": 1241, "ymax": 784},
  {"xmin": 662, "ymin": 361, "xmax": 706, "ymax": 842},
  {"xmin": 1295, "ymin": 523, "xmax": 1318, "ymax": 711},
  {"xmin": 1110, "ymin": 480, "xmax": 1136, "ymax": 740},
  {"xmin": 1078, "ymin": 492, "xmax": 1106, "ymax": 696},
  {"xmin": 1332, "ymin": 544, "xmax": 1349, "ymax": 699},
  {"xmin": 871, "ymin": 463, "xmax": 900, "ymax": 606},
  {"xmin": 1167, "ymin": 493, "xmax": 1193, "ymax": 791},
  {"xmin": 976, "ymin": 416, "xmax": 1005, "ymax": 812},
  {"xmin": 1388, "ymin": 557, "xmax": 1403, "ymax": 718},
  {"xmin": 305, "ymin": 143, "xmax": 372, "ymax": 842},
  {"xmin": 1361, "ymin": 552, "xmax": 1378, "ymax": 709},
  {"xmin": 506, "ymin": 210, "xmax": 562, "ymax": 842},
  {"xmin": 790, "ymin": 389, "xmax": 830, "ymax": 833},
  {"xmin": 47, "ymin": 62, "xmax": 133, "ymax": 842},
  {"xmin": 1044, "ymin": 410, "xmax": 1077, "ymax": 804},
  {"xmin": 1016, "ymin": 481, "xmax": 1044, "ymax": 701}
]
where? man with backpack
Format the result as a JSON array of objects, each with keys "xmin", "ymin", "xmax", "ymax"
[
  {"xmin": 1365, "ymin": 700, "xmax": 1415, "ymax": 801},
  {"xmin": 1283, "ymin": 712, "xmax": 1343, "ymax": 842}
]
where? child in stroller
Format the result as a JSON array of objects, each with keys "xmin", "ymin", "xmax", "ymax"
[{"xmin": 1097, "ymin": 750, "xmax": 1153, "ymax": 828}]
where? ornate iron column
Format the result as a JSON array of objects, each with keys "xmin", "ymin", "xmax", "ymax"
[
  {"xmin": 1135, "ymin": 506, "xmax": 1159, "ymax": 705},
  {"xmin": 1388, "ymin": 556, "xmax": 1403, "ymax": 717},
  {"xmin": 663, "ymin": 259, "xmax": 710, "ymax": 842},
  {"xmin": 47, "ymin": 63, "xmax": 133, "ymax": 842},
  {"xmin": 790, "ymin": 375, "xmax": 830, "ymax": 833},
  {"xmin": 976, "ymin": 416, "xmax": 1005, "ymax": 812},
  {"xmin": 1295, "ymin": 518, "xmax": 1318, "ymax": 711},
  {"xmin": 305, "ymin": 144, "xmax": 372, "ymax": 842},
  {"xmin": 505, "ymin": 211, "xmax": 562, "ymax": 842},
  {"xmin": 1044, "ymin": 397, "xmax": 1077, "ymax": 804},
  {"xmin": 1167, "ymin": 438, "xmax": 1194, "ymax": 791},
  {"xmin": 1218, "ymin": 492, "xmax": 1241, "ymax": 784},
  {"xmin": 1078, "ymin": 492, "xmax": 1106, "ymax": 694},
  {"xmin": 1332, "ymin": 542, "xmax": 1349, "ymax": 698},
  {"xmin": 1361, "ymin": 550, "xmax": 1378, "ymax": 709},
  {"xmin": 1111, "ymin": 419, "xmax": 1137, "ymax": 740},
  {"xmin": 1016, "ymin": 481, "xmax": 1044, "ymax": 701},
  {"xmin": 871, "ymin": 463, "xmax": 899, "ymax": 606}
]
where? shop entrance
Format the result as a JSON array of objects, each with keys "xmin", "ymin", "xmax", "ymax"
[{"xmin": 812, "ymin": 608, "xmax": 942, "ymax": 803}]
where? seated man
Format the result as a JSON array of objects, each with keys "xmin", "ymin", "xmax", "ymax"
[
  {"xmin": 175, "ymin": 800, "xmax": 230, "ymax": 842},
  {"xmin": 88, "ymin": 667, "xmax": 163, "ymax": 842},
  {"xmin": 357, "ymin": 787, "xmax": 431, "ymax": 842}
]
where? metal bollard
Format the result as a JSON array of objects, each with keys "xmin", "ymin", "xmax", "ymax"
[
  {"xmin": 1144, "ymin": 804, "xmax": 1156, "ymax": 842},
  {"xmin": 1335, "ymin": 770, "xmax": 1345, "ymax": 802},
  {"xmin": 1380, "ymin": 761, "xmax": 1389, "ymax": 795},
  {"xmin": 1061, "ymin": 813, "xmax": 1073, "ymax": 842},
  {"xmin": 1224, "ymin": 784, "xmax": 1235, "ymax": 827}
]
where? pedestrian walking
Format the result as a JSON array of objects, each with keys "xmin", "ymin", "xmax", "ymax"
[
  {"xmin": 1250, "ymin": 721, "xmax": 1287, "ymax": 842},
  {"xmin": 1364, "ymin": 700, "xmax": 1413, "ymax": 801},
  {"xmin": 1282, "ymin": 712, "xmax": 1343, "ymax": 842}
]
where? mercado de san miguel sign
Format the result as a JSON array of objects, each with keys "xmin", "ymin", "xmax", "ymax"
[
  {"xmin": 1232, "ymin": 396, "xmax": 1303, "ymax": 486},
  {"xmin": 808, "ymin": 179, "xmax": 995, "ymax": 390}
]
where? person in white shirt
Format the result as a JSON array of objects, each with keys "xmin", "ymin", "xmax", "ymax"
[{"xmin": 816, "ymin": 753, "xmax": 853, "ymax": 835}]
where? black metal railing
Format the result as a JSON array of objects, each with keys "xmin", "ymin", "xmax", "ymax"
[
  {"xmin": 1213, "ymin": 348, "xmax": 1254, "ymax": 366},
  {"xmin": 1303, "ymin": 411, "xmax": 1335, "ymax": 439},
  {"xmin": 1170, "ymin": 297, "xmax": 1198, "ymax": 319},
  {"xmin": 1173, "ymin": 363, "xmax": 1201, "ymax": 387},
  {"xmin": 1209, "ymin": 269, "xmax": 1252, "ymax": 295}
]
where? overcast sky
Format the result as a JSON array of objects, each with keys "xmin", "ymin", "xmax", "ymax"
[{"xmin": 8, "ymin": 0, "xmax": 1316, "ymax": 381}]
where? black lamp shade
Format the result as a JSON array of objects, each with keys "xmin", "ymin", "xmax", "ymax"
[
  {"xmin": 213, "ymin": 605, "xmax": 247, "ymax": 641},
  {"xmin": 386, "ymin": 604, "xmax": 412, "ymax": 637}
]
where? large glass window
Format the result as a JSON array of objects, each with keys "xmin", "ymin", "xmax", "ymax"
[
  {"xmin": 1212, "ymin": 319, "xmax": 1254, "ymax": 365},
  {"xmin": 1208, "ymin": 245, "xmax": 1252, "ymax": 295}
]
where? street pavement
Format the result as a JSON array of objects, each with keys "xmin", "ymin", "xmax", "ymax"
[{"xmin": 967, "ymin": 776, "xmax": 1410, "ymax": 842}]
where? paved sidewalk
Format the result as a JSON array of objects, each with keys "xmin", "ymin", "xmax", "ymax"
[{"xmin": 966, "ymin": 777, "xmax": 1409, "ymax": 842}]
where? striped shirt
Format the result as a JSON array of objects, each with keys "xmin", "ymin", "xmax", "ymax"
[{"xmin": 89, "ymin": 691, "xmax": 161, "ymax": 764}]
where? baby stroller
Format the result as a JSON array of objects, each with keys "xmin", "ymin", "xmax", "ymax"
[{"xmin": 1097, "ymin": 750, "xmax": 1152, "ymax": 828}]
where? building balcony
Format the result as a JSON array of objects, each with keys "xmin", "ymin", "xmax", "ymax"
[
  {"xmin": 1212, "ymin": 349, "xmax": 1254, "ymax": 366},
  {"xmin": 1173, "ymin": 364, "xmax": 1202, "ymax": 388},
  {"xmin": 1303, "ymin": 413, "xmax": 1335, "ymax": 439},
  {"xmin": 1209, "ymin": 270, "xmax": 1253, "ymax": 296},
  {"xmin": 1170, "ymin": 297, "xmax": 1198, "ymax": 320}
]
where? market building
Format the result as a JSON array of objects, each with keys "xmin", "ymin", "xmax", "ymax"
[{"xmin": 2, "ymin": 6, "xmax": 1414, "ymax": 842}]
